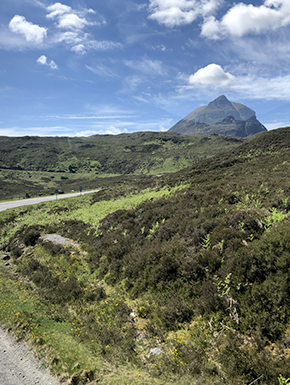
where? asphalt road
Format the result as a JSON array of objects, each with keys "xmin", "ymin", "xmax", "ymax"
[{"xmin": 0, "ymin": 190, "xmax": 100, "ymax": 213}]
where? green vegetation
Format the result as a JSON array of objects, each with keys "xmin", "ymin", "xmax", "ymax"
[
  {"xmin": 1, "ymin": 126, "xmax": 290, "ymax": 384},
  {"xmin": 0, "ymin": 131, "xmax": 245, "ymax": 200}
]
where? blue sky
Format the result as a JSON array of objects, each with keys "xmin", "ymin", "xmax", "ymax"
[{"xmin": 1, "ymin": 0, "xmax": 290, "ymax": 136}]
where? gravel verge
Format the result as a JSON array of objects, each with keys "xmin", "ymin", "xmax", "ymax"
[{"xmin": 0, "ymin": 326, "xmax": 60, "ymax": 385}]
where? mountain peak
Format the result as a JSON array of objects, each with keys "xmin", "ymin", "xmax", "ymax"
[
  {"xmin": 182, "ymin": 95, "xmax": 255, "ymax": 125},
  {"xmin": 168, "ymin": 96, "xmax": 267, "ymax": 138},
  {"xmin": 208, "ymin": 95, "xmax": 230, "ymax": 108}
]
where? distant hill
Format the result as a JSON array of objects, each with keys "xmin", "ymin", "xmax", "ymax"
[
  {"xmin": 0, "ymin": 131, "xmax": 245, "ymax": 175},
  {"xmin": 169, "ymin": 95, "xmax": 267, "ymax": 137},
  {"xmin": 0, "ymin": 131, "xmax": 246, "ymax": 200}
]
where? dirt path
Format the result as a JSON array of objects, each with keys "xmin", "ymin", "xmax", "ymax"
[{"xmin": 0, "ymin": 327, "xmax": 60, "ymax": 385}]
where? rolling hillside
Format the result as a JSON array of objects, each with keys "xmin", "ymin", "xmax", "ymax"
[
  {"xmin": 0, "ymin": 126, "xmax": 290, "ymax": 384},
  {"xmin": 0, "ymin": 131, "xmax": 245, "ymax": 200}
]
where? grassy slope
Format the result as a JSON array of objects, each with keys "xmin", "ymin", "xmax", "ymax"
[
  {"xmin": 1, "ymin": 127, "xmax": 290, "ymax": 384},
  {"xmin": 0, "ymin": 132, "xmax": 244, "ymax": 200}
]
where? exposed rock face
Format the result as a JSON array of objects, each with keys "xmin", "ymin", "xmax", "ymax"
[{"xmin": 169, "ymin": 95, "xmax": 267, "ymax": 137}]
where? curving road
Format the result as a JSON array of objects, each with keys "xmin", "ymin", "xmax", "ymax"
[{"xmin": 0, "ymin": 190, "xmax": 100, "ymax": 213}]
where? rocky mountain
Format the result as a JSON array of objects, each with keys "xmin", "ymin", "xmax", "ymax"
[{"xmin": 169, "ymin": 95, "xmax": 267, "ymax": 137}]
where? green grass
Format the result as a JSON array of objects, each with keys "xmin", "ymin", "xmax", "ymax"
[
  {"xmin": 0, "ymin": 264, "xmax": 104, "ymax": 380},
  {"xmin": 2, "ymin": 127, "xmax": 290, "ymax": 384},
  {"xmin": 0, "ymin": 184, "xmax": 187, "ymax": 243},
  {"xmin": 0, "ymin": 131, "xmax": 245, "ymax": 200}
]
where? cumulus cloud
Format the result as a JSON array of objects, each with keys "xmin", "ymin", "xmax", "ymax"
[
  {"xmin": 148, "ymin": 0, "xmax": 221, "ymax": 27},
  {"xmin": 47, "ymin": 2, "xmax": 95, "ymax": 30},
  {"xmin": 46, "ymin": 3, "xmax": 72, "ymax": 19},
  {"xmin": 189, "ymin": 64, "xmax": 235, "ymax": 86},
  {"xmin": 37, "ymin": 55, "xmax": 58, "ymax": 69},
  {"xmin": 201, "ymin": 0, "xmax": 290, "ymax": 39},
  {"xmin": 49, "ymin": 60, "xmax": 58, "ymax": 70},
  {"xmin": 9, "ymin": 15, "xmax": 47, "ymax": 44},
  {"xmin": 201, "ymin": 16, "xmax": 223, "ymax": 39},
  {"xmin": 57, "ymin": 13, "xmax": 90, "ymax": 30},
  {"xmin": 54, "ymin": 31, "xmax": 83, "ymax": 44},
  {"xmin": 148, "ymin": 0, "xmax": 290, "ymax": 38},
  {"xmin": 36, "ymin": 55, "xmax": 47, "ymax": 65},
  {"xmin": 46, "ymin": 3, "xmax": 120, "ymax": 54},
  {"xmin": 186, "ymin": 63, "xmax": 290, "ymax": 102}
]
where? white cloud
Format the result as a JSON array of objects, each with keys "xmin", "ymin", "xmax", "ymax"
[
  {"xmin": 75, "ymin": 130, "xmax": 100, "ymax": 136},
  {"xmin": 86, "ymin": 64, "xmax": 118, "ymax": 78},
  {"xmin": 9, "ymin": 15, "xmax": 47, "ymax": 44},
  {"xmin": 49, "ymin": 60, "xmax": 58, "ymax": 70},
  {"xmin": 54, "ymin": 31, "xmax": 81, "ymax": 44},
  {"xmin": 45, "ymin": 3, "xmax": 119, "ymax": 54},
  {"xmin": 37, "ymin": 54, "xmax": 47, "ymax": 65},
  {"xmin": 46, "ymin": 3, "xmax": 72, "ymax": 19},
  {"xmin": 71, "ymin": 44, "xmax": 86, "ymax": 54},
  {"xmin": 124, "ymin": 57, "xmax": 166, "ymax": 75},
  {"xmin": 37, "ymin": 55, "xmax": 58, "ymax": 69},
  {"xmin": 0, "ymin": 27, "xmax": 34, "ymax": 50},
  {"xmin": 47, "ymin": 2, "xmax": 96, "ymax": 30},
  {"xmin": 264, "ymin": 121, "xmax": 288, "ymax": 130},
  {"xmin": 105, "ymin": 126, "xmax": 123, "ymax": 135},
  {"xmin": 87, "ymin": 40, "xmax": 122, "ymax": 50},
  {"xmin": 57, "ymin": 13, "xmax": 91, "ymax": 30},
  {"xmin": 201, "ymin": 0, "xmax": 290, "ymax": 39},
  {"xmin": 201, "ymin": 16, "xmax": 223, "ymax": 40},
  {"xmin": 122, "ymin": 75, "xmax": 144, "ymax": 92},
  {"xmin": 53, "ymin": 32, "xmax": 121, "ymax": 54},
  {"xmin": 76, "ymin": 126, "xmax": 123, "ymax": 136},
  {"xmin": 230, "ymin": 74, "xmax": 290, "ymax": 100},
  {"xmin": 148, "ymin": 0, "xmax": 221, "ymax": 27},
  {"xmin": 189, "ymin": 64, "xmax": 235, "ymax": 86},
  {"xmin": 186, "ymin": 63, "xmax": 290, "ymax": 102}
]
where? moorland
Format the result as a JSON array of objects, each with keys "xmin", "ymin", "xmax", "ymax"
[
  {"xmin": 0, "ymin": 127, "xmax": 290, "ymax": 384},
  {"xmin": 0, "ymin": 132, "xmax": 244, "ymax": 201}
]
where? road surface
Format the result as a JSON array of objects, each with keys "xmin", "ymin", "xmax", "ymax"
[
  {"xmin": 0, "ymin": 327, "xmax": 59, "ymax": 385},
  {"xmin": 0, "ymin": 190, "xmax": 100, "ymax": 213}
]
